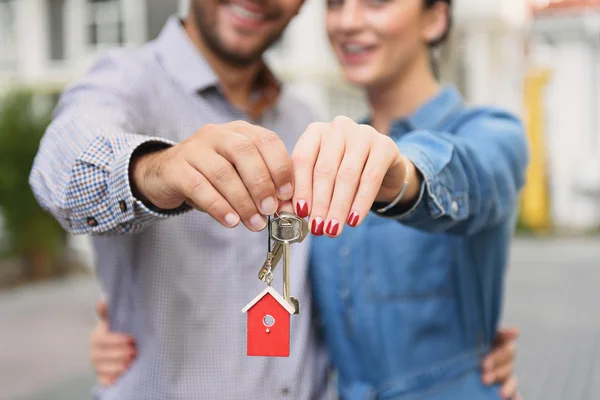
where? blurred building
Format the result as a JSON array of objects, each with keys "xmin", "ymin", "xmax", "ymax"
[
  {"xmin": 0, "ymin": 0, "xmax": 183, "ymax": 92},
  {"xmin": 8, "ymin": 0, "xmax": 597, "ymax": 267},
  {"xmin": 528, "ymin": 0, "xmax": 600, "ymax": 232}
]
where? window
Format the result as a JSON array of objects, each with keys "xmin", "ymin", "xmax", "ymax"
[
  {"xmin": 0, "ymin": 0, "xmax": 16, "ymax": 70},
  {"xmin": 48, "ymin": 0, "xmax": 66, "ymax": 61},
  {"xmin": 87, "ymin": 0, "xmax": 124, "ymax": 47}
]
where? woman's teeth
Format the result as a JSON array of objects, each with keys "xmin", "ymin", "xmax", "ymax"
[{"xmin": 344, "ymin": 44, "xmax": 368, "ymax": 54}]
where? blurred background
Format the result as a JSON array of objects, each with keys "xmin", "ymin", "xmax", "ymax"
[{"xmin": 0, "ymin": 0, "xmax": 599, "ymax": 399}]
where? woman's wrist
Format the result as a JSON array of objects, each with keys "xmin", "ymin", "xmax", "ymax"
[
  {"xmin": 398, "ymin": 157, "xmax": 423, "ymax": 207},
  {"xmin": 374, "ymin": 156, "xmax": 423, "ymax": 214}
]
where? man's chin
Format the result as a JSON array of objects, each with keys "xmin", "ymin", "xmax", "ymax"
[{"xmin": 217, "ymin": 44, "xmax": 265, "ymax": 66}]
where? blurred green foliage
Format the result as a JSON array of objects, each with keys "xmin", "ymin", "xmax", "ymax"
[{"xmin": 0, "ymin": 89, "xmax": 67, "ymax": 280}]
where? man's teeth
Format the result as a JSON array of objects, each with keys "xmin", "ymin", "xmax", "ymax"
[
  {"xmin": 229, "ymin": 4, "xmax": 264, "ymax": 21},
  {"xmin": 344, "ymin": 44, "xmax": 368, "ymax": 54}
]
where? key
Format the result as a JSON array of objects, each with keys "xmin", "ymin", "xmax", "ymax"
[
  {"xmin": 270, "ymin": 212, "xmax": 309, "ymax": 314},
  {"xmin": 258, "ymin": 241, "xmax": 283, "ymax": 284}
]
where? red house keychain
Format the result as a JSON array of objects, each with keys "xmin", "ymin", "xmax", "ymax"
[
  {"xmin": 242, "ymin": 286, "xmax": 295, "ymax": 357},
  {"xmin": 243, "ymin": 212, "xmax": 308, "ymax": 357}
]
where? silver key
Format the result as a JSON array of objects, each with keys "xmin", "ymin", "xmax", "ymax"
[
  {"xmin": 270, "ymin": 212, "xmax": 308, "ymax": 314},
  {"xmin": 258, "ymin": 241, "xmax": 283, "ymax": 283}
]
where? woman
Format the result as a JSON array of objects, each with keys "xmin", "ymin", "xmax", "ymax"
[
  {"xmin": 90, "ymin": 0, "xmax": 527, "ymax": 398},
  {"xmin": 292, "ymin": 0, "xmax": 528, "ymax": 398}
]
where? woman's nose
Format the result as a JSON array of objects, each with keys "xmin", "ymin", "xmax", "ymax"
[{"xmin": 339, "ymin": 1, "xmax": 364, "ymax": 31}]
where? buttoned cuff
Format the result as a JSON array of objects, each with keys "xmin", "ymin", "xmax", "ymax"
[
  {"xmin": 105, "ymin": 137, "xmax": 191, "ymax": 232},
  {"xmin": 373, "ymin": 137, "xmax": 468, "ymax": 225}
]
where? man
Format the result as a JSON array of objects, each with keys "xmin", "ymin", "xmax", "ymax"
[
  {"xmin": 31, "ymin": 1, "xmax": 329, "ymax": 399},
  {"xmin": 30, "ymin": 1, "xmax": 518, "ymax": 399}
]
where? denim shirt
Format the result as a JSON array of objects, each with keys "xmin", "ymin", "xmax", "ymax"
[{"xmin": 310, "ymin": 86, "xmax": 529, "ymax": 400}]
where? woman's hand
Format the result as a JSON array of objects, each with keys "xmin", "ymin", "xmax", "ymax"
[
  {"xmin": 89, "ymin": 300, "xmax": 137, "ymax": 386},
  {"xmin": 291, "ymin": 116, "xmax": 422, "ymax": 236},
  {"xmin": 483, "ymin": 327, "xmax": 521, "ymax": 400}
]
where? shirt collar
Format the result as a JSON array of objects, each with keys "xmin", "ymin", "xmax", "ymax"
[
  {"xmin": 154, "ymin": 16, "xmax": 281, "ymax": 120},
  {"xmin": 154, "ymin": 16, "xmax": 220, "ymax": 94},
  {"xmin": 390, "ymin": 85, "xmax": 464, "ymax": 134}
]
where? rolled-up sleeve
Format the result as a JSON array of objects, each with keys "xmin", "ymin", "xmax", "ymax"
[
  {"xmin": 28, "ymin": 49, "xmax": 190, "ymax": 235},
  {"xmin": 377, "ymin": 109, "xmax": 529, "ymax": 235}
]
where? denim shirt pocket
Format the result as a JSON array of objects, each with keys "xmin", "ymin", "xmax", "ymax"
[{"xmin": 360, "ymin": 217, "xmax": 456, "ymax": 301}]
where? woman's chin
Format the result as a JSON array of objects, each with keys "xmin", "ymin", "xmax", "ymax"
[{"xmin": 341, "ymin": 70, "xmax": 375, "ymax": 88}]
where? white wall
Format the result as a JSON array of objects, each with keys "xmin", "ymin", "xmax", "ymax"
[{"xmin": 532, "ymin": 12, "xmax": 600, "ymax": 231}]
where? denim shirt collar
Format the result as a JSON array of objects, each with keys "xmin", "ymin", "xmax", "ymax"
[
  {"xmin": 405, "ymin": 85, "xmax": 464, "ymax": 130},
  {"xmin": 363, "ymin": 85, "xmax": 465, "ymax": 136}
]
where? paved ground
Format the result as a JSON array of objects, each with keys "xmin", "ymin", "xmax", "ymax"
[{"xmin": 0, "ymin": 237, "xmax": 599, "ymax": 399}]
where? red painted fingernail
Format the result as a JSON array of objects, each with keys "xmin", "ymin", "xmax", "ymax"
[
  {"xmin": 296, "ymin": 200, "xmax": 308, "ymax": 218},
  {"xmin": 326, "ymin": 220, "xmax": 339, "ymax": 236},
  {"xmin": 347, "ymin": 211, "xmax": 360, "ymax": 227},
  {"xmin": 311, "ymin": 217, "xmax": 324, "ymax": 235}
]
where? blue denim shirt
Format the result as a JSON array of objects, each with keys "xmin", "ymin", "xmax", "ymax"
[{"xmin": 310, "ymin": 86, "xmax": 529, "ymax": 400}]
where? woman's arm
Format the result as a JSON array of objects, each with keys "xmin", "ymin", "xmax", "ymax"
[
  {"xmin": 89, "ymin": 301, "xmax": 136, "ymax": 386},
  {"xmin": 378, "ymin": 109, "xmax": 529, "ymax": 235}
]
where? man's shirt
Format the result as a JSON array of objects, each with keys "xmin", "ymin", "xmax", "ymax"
[{"xmin": 30, "ymin": 16, "xmax": 333, "ymax": 400}]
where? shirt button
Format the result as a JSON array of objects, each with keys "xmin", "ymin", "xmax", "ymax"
[
  {"xmin": 86, "ymin": 217, "xmax": 98, "ymax": 227},
  {"xmin": 281, "ymin": 387, "xmax": 290, "ymax": 396},
  {"xmin": 119, "ymin": 200, "xmax": 128, "ymax": 212},
  {"xmin": 451, "ymin": 201, "xmax": 459, "ymax": 214}
]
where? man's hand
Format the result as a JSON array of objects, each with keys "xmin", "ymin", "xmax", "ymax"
[
  {"xmin": 290, "ymin": 116, "xmax": 421, "ymax": 236},
  {"xmin": 483, "ymin": 327, "xmax": 521, "ymax": 399},
  {"xmin": 90, "ymin": 301, "xmax": 136, "ymax": 386},
  {"xmin": 131, "ymin": 121, "xmax": 294, "ymax": 231}
]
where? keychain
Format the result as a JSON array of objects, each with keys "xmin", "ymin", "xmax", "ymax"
[{"xmin": 241, "ymin": 213, "xmax": 308, "ymax": 357}]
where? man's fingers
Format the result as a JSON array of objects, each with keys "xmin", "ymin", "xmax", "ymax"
[
  {"xmin": 213, "ymin": 125, "xmax": 279, "ymax": 217},
  {"xmin": 277, "ymin": 199, "xmax": 294, "ymax": 214},
  {"xmin": 92, "ymin": 345, "xmax": 136, "ymax": 362},
  {"xmin": 183, "ymin": 157, "xmax": 269, "ymax": 230},
  {"xmin": 291, "ymin": 122, "xmax": 324, "ymax": 220},
  {"xmin": 235, "ymin": 122, "xmax": 295, "ymax": 201}
]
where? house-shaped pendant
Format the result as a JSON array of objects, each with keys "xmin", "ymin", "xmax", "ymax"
[{"xmin": 241, "ymin": 286, "xmax": 295, "ymax": 357}]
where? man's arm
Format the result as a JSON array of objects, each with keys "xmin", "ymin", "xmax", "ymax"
[
  {"xmin": 30, "ymin": 49, "xmax": 297, "ymax": 235},
  {"xmin": 375, "ymin": 109, "xmax": 530, "ymax": 235},
  {"xmin": 29, "ymin": 50, "xmax": 188, "ymax": 235}
]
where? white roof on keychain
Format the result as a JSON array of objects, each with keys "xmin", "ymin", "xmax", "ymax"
[{"xmin": 241, "ymin": 286, "xmax": 296, "ymax": 314}]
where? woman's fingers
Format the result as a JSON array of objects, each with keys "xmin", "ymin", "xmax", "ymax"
[
  {"xmin": 324, "ymin": 124, "xmax": 371, "ymax": 236},
  {"xmin": 499, "ymin": 376, "xmax": 518, "ymax": 400},
  {"xmin": 309, "ymin": 117, "xmax": 351, "ymax": 236},
  {"xmin": 291, "ymin": 122, "xmax": 325, "ymax": 220},
  {"xmin": 348, "ymin": 134, "xmax": 398, "ymax": 227},
  {"xmin": 483, "ymin": 327, "xmax": 519, "ymax": 380}
]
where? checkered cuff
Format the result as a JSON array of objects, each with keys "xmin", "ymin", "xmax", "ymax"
[
  {"xmin": 69, "ymin": 134, "xmax": 190, "ymax": 234},
  {"xmin": 107, "ymin": 137, "xmax": 191, "ymax": 233}
]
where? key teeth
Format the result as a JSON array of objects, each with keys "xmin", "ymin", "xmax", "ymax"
[{"xmin": 289, "ymin": 297, "xmax": 300, "ymax": 315}]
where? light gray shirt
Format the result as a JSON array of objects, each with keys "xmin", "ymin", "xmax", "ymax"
[{"xmin": 29, "ymin": 16, "xmax": 333, "ymax": 400}]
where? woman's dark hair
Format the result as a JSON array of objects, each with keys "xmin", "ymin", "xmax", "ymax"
[{"xmin": 424, "ymin": 0, "xmax": 452, "ymax": 47}]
